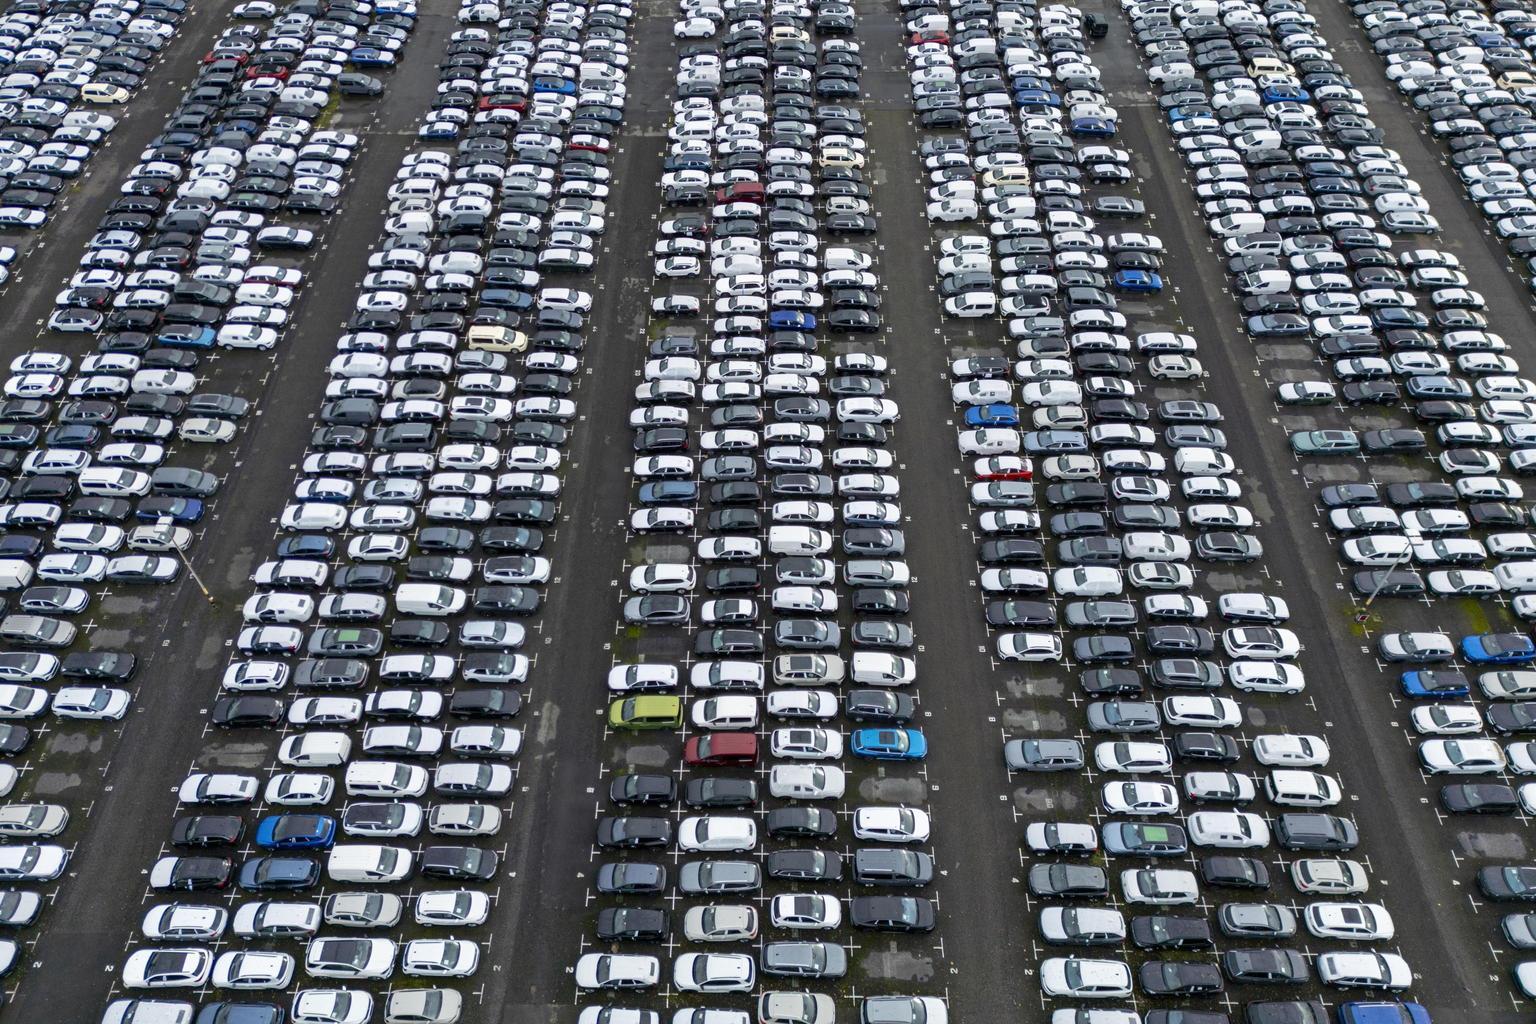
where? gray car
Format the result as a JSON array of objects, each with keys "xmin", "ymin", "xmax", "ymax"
[
  {"xmin": 1086, "ymin": 700, "xmax": 1162, "ymax": 733},
  {"xmin": 678, "ymin": 860, "xmax": 761, "ymax": 894},
  {"xmin": 1217, "ymin": 903, "xmax": 1297, "ymax": 938},
  {"xmin": 762, "ymin": 941, "xmax": 848, "ymax": 978},
  {"xmin": 1004, "ymin": 738, "xmax": 1084, "ymax": 771}
]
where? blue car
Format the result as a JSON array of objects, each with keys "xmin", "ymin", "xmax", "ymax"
[
  {"xmin": 1400, "ymin": 670, "xmax": 1470, "ymax": 699},
  {"xmin": 1262, "ymin": 85, "xmax": 1309, "ymax": 103},
  {"xmin": 1338, "ymin": 1003, "xmax": 1430, "ymax": 1024},
  {"xmin": 254, "ymin": 813, "xmax": 336, "ymax": 850},
  {"xmin": 769, "ymin": 310, "xmax": 815, "ymax": 331},
  {"xmin": 156, "ymin": 326, "xmax": 215, "ymax": 349},
  {"xmin": 419, "ymin": 122, "xmax": 459, "ymax": 139},
  {"xmin": 964, "ymin": 404, "xmax": 1020, "ymax": 427},
  {"xmin": 1462, "ymin": 633, "xmax": 1536, "ymax": 664},
  {"xmin": 532, "ymin": 76, "xmax": 576, "ymax": 95},
  {"xmin": 1113, "ymin": 269, "xmax": 1162, "ymax": 293},
  {"xmin": 851, "ymin": 728, "xmax": 928, "ymax": 760},
  {"xmin": 348, "ymin": 47, "xmax": 396, "ymax": 66},
  {"xmin": 1070, "ymin": 117, "xmax": 1116, "ymax": 137}
]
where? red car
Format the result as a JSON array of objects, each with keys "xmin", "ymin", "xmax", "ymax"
[{"xmin": 683, "ymin": 732, "xmax": 757, "ymax": 767}]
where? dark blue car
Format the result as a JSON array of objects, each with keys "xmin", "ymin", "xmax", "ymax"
[
  {"xmin": 638, "ymin": 481, "xmax": 699, "ymax": 505},
  {"xmin": 254, "ymin": 813, "xmax": 336, "ymax": 850},
  {"xmin": 237, "ymin": 855, "xmax": 321, "ymax": 891},
  {"xmin": 136, "ymin": 496, "xmax": 203, "ymax": 523}
]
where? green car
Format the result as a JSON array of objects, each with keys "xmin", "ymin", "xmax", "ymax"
[
  {"xmin": 1290, "ymin": 429, "xmax": 1360, "ymax": 455},
  {"xmin": 608, "ymin": 695, "xmax": 684, "ymax": 730}
]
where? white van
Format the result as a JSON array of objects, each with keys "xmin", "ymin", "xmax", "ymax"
[
  {"xmin": 1209, "ymin": 213, "xmax": 1266, "ymax": 238},
  {"xmin": 1496, "ymin": 562, "xmax": 1536, "ymax": 592},
  {"xmin": 394, "ymin": 583, "xmax": 467, "ymax": 617},
  {"xmin": 0, "ymin": 561, "xmax": 34, "ymax": 592},
  {"xmin": 945, "ymin": 291, "xmax": 998, "ymax": 318},
  {"xmin": 81, "ymin": 82, "xmax": 129, "ymax": 104},
  {"xmin": 768, "ymin": 526, "xmax": 832, "ymax": 556},
  {"xmin": 327, "ymin": 845, "xmax": 414, "ymax": 884},
  {"xmin": 466, "ymin": 325, "xmax": 527, "ymax": 352},
  {"xmin": 1222, "ymin": 232, "xmax": 1284, "ymax": 257}
]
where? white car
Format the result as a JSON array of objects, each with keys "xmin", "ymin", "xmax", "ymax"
[
  {"xmin": 1120, "ymin": 869, "xmax": 1200, "ymax": 905},
  {"xmin": 996, "ymin": 632, "xmax": 1062, "ymax": 661},
  {"xmin": 768, "ymin": 765, "xmax": 845, "ymax": 799},
  {"xmin": 673, "ymin": 953, "xmax": 755, "ymax": 993},
  {"xmin": 52, "ymin": 686, "xmax": 130, "ymax": 719},
  {"xmin": 1410, "ymin": 704, "xmax": 1483, "ymax": 735},
  {"xmin": 1228, "ymin": 662, "xmax": 1305, "ymax": 694},
  {"xmin": 1094, "ymin": 741, "xmax": 1172, "ymax": 774},
  {"xmin": 1419, "ymin": 738, "xmax": 1507, "ymax": 774},
  {"xmin": 770, "ymin": 727, "xmax": 844, "ymax": 760},
  {"xmin": 683, "ymin": 905, "xmax": 758, "ymax": 943},
  {"xmin": 1101, "ymin": 781, "xmax": 1178, "ymax": 815},
  {"xmin": 1253, "ymin": 735, "xmax": 1330, "ymax": 767},
  {"xmin": 1303, "ymin": 902, "xmax": 1395, "ymax": 941},
  {"xmin": 1186, "ymin": 811, "xmax": 1270, "ymax": 849},
  {"xmin": 402, "ymin": 940, "xmax": 480, "ymax": 978},
  {"xmin": 306, "ymin": 937, "xmax": 396, "ymax": 979},
  {"xmin": 852, "ymin": 806, "xmax": 930, "ymax": 843},
  {"xmin": 1039, "ymin": 958, "xmax": 1133, "ymax": 998},
  {"xmin": 677, "ymin": 816, "xmax": 756, "ymax": 852},
  {"xmin": 769, "ymin": 894, "xmax": 842, "ymax": 931},
  {"xmin": 142, "ymin": 904, "xmax": 227, "ymax": 942},
  {"xmin": 122, "ymin": 949, "xmax": 212, "ymax": 989},
  {"xmin": 1160, "ymin": 696, "xmax": 1240, "ymax": 729},
  {"xmin": 213, "ymin": 951, "xmax": 295, "ymax": 989},
  {"xmin": 1315, "ymin": 951, "xmax": 1411, "ymax": 990}
]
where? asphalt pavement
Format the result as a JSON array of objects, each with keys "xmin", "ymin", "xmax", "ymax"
[{"xmin": 7, "ymin": 0, "xmax": 1536, "ymax": 1020}]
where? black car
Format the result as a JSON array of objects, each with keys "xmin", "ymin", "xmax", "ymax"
[
  {"xmin": 448, "ymin": 688, "xmax": 522, "ymax": 719},
  {"xmin": 595, "ymin": 862, "xmax": 666, "ymax": 895},
  {"xmin": 595, "ymin": 907, "xmax": 669, "ymax": 942},
  {"xmin": 171, "ymin": 815, "xmax": 244, "ymax": 848},
  {"xmin": 420, "ymin": 846, "xmax": 498, "ymax": 880},
  {"xmin": 766, "ymin": 807, "xmax": 837, "ymax": 839},
  {"xmin": 1220, "ymin": 949, "xmax": 1308, "ymax": 984},
  {"xmin": 766, "ymin": 849, "xmax": 843, "ymax": 882},
  {"xmin": 1131, "ymin": 915, "xmax": 1214, "ymax": 949},
  {"xmin": 1441, "ymin": 783, "xmax": 1519, "ymax": 814},
  {"xmin": 683, "ymin": 777, "xmax": 758, "ymax": 808},
  {"xmin": 596, "ymin": 816, "xmax": 672, "ymax": 849},
  {"xmin": 211, "ymin": 696, "xmax": 284, "ymax": 728},
  {"xmin": 1139, "ymin": 961, "xmax": 1224, "ymax": 995},
  {"xmin": 157, "ymin": 856, "xmax": 234, "ymax": 891},
  {"xmin": 608, "ymin": 773, "xmax": 675, "ymax": 806},
  {"xmin": 1200, "ymin": 856, "xmax": 1270, "ymax": 889},
  {"xmin": 61, "ymin": 651, "xmax": 136, "ymax": 680},
  {"xmin": 1173, "ymin": 732, "xmax": 1240, "ymax": 763},
  {"xmin": 849, "ymin": 896, "xmax": 935, "ymax": 932}
]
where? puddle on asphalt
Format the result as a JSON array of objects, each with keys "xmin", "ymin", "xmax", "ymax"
[
  {"xmin": 1003, "ymin": 708, "xmax": 1068, "ymax": 731},
  {"xmin": 619, "ymin": 744, "xmax": 669, "ymax": 768}
]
